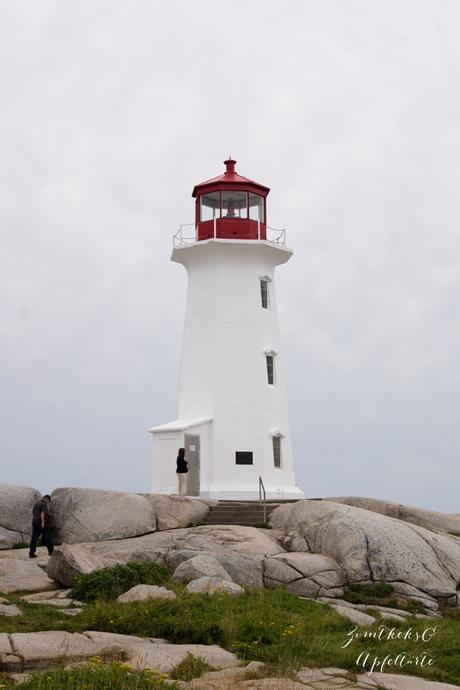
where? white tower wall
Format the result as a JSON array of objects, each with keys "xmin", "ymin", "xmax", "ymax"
[{"xmin": 166, "ymin": 238, "xmax": 303, "ymax": 500}]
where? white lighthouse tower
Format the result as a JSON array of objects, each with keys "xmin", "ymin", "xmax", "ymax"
[{"xmin": 150, "ymin": 159, "xmax": 304, "ymax": 500}]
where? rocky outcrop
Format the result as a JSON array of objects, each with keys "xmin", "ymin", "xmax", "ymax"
[
  {"xmin": 186, "ymin": 576, "xmax": 244, "ymax": 596},
  {"xmin": 117, "ymin": 584, "xmax": 176, "ymax": 603},
  {"xmin": 146, "ymin": 494, "xmax": 210, "ymax": 530},
  {"xmin": 172, "ymin": 555, "xmax": 232, "ymax": 583},
  {"xmin": 46, "ymin": 544, "xmax": 108, "ymax": 587},
  {"xmin": 48, "ymin": 488, "xmax": 211, "ymax": 544},
  {"xmin": 45, "ymin": 525, "xmax": 280, "ymax": 589},
  {"xmin": 269, "ymin": 500, "xmax": 460, "ymax": 608},
  {"xmin": 39, "ymin": 502, "xmax": 460, "ymax": 613},
  {"xmin": 0, "ymin": 603, "xmax": 21, "ymax": 617},
  {"xmin": 325, "ymin": 496, "xmax": 460, "ymax": 535},
  {"xmin": 176, "ymin": 665, "xmax": 460, "ymax": 689},
  {"xmin": 0, "ymin": 630, "xmax": 239, "ymax": 674},
  {"xmin": 0, "ymin": 560, "xmax": 57, "ymax": 594},
  {"xmin": 264, "ymin": 553, "xmax": 345, "ymax": 598},
  {"xmin": 49, "ymin": 488, "xmax": 157, "ymax": 544},
  {"xmin": 0, "ymin": 484, "xmax": 41, "ymax": 549}
]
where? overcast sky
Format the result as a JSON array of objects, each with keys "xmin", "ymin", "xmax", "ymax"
[{"xmin": 1, "ymin": 1, "xmax": 459, "ymax": 513}]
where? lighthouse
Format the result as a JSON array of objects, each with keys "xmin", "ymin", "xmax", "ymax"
[{"xmin": 149, "ymin": 159, "xmax": 304, "ymax": 501}]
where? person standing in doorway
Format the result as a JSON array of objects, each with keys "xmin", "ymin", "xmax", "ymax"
[
  {"xmin": 176, "ymin": 447, "xmax": 188, "ymax": 496},
  {"xmin": 29, "ymin": 494, "xmax": 54, "ymax": 558}
]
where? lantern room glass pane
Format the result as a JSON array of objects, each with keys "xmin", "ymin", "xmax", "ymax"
[
  {"xmin": 249, "ymin": 193, "xmax": 265, "ymax": 223},
  {"xmin": 200, "ymin": 192, "xmax": 221, "ymax": 221},
  {"xmin": 222, "ymin": 191, "xmax": 247, "ymax": 219}
]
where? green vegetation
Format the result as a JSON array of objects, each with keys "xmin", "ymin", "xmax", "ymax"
[
  {"xmin": 0, "ymin": 658, "xmax": 179, "ymax": 689},
  {"xmin": 342, "ymin": 582, "xmax": 425, "ymax": 613},
  {"xmin": 70, "ymin": 562, "xmax": 170, "ymax": 603},
  {"xmin": 63, "ymin": 588, "xmax": 460, "ymax": 685},
  {"xmin": 170, "ymin": 652, "xmax": 214, "ymax": 681},
  {"xmin": 11, "ymin": 543, "xmax": 29, "ymax": 550},
  {"xmin": 0, "ymin": 598, "xmax": 70, "ymax": 635},
  {"xmin": 1, "ymin": 565, "xmax": 459, "ymax": 686}
]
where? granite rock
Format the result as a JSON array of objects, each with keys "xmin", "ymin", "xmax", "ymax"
[
  {"xmin": 117, "ymin": 584, "xmax": 176, "ymax": 603},
  {"xmin": 49, "ymin": 488, "xmax": 157, "ymax": 544},
  {"xmin": 0, "ymin": 560, "xmax": 56, "ymax": 594},
  {"xmin": 0, "ymin": 484, "xmax": 41, "ymax": 550},
  {"xmin": 186, "ymin": 576, "xmax": 244, "ymax": 596}
]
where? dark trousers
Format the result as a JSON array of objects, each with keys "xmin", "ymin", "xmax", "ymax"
[{"xmin": 29, "ymin": 523, "xmax": 54, "ymax": 556}]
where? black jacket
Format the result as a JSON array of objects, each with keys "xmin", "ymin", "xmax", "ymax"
[{"xmin": 176, "ymin": 456, "xmax": 188, "ymax": 473}]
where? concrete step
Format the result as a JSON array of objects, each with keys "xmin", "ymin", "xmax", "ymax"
[{"xmin": 201, "ymin": 499, "xmax": 286, "ymax": 527}]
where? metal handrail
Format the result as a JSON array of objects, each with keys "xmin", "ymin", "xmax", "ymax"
[
  {"xmin": 173, "ymin": 223, "xmax": 287, "ymax": 248},
  {"xmin": 258, "ymin": 476, "xmax": 267, "ymax": 524}
]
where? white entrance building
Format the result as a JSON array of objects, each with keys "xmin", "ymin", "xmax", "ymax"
[{"xmin": 149, "ymin": 159, "xmax": 304, "ymax": 500}]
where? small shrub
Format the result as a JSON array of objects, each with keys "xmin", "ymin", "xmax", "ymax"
[
  {"xmin": 70, "ymin": 561, "xmax": 170, "ymax": 603},
  {"xmin": 440, "ymin": 603, "xmax": 460, "ymax": 621},
  {"xmin": 170, "ymin": 652, "xmax": 214, "ymax": 681},
  {"xmin": 73, "ymin": 595, "xmax": 226, "ymax": 645},
  {"xmin": 343, "ymin": 582, "xmax": 424, "ymax": 613},
  {"xmin": 345, "ymin": 582, "xmax": 394, "ymax": 602}
]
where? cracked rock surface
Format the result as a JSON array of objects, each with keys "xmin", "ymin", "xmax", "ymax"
[
  {"xmin": 0, "ymin": 630, "xmax": 239, "ymax": 673},
  {"xmin": 269, "ymin": 500, "xmax": 460, "ymax": 607},
  {"xmin": 0, "ymin": 484, "xmax": 41, "ymax": 550},
  {"xmin": 325, "ymin": 496, "xmax": 460, "ymax": 535},
  {"xmin": 1, "ymin": 633, "xmax": 458, "ymax": 689},
  {"xmin": 0, "ymin": 560, "xmax": 57, "ymax": 594},
  {"xmin": 175, "ymin": 665, "xmax": 460, "ymax": 689},
  {"xmin": 49, "ymin": 488, "xmax": 211, "ymax": 544}
]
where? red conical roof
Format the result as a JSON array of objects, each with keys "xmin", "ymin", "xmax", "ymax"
[{"xmin": 192, "ymin": 159, "xmax": 270, "ymax": 198}]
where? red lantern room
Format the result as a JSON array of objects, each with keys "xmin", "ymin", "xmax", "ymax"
[{"xmin": 192, "ymin": 158, "xmax": 270, "ymax": 241}]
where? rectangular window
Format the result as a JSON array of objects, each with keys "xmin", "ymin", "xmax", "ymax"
[
  {"xmin": 260, "ymin": 279, "xmax": 269, "ymax": 309},
  {"xmin": 249, "ymin": 193, "xmax": 265, "ymax": 223},
  {"xmin": 222, "ymin": 191, "xmax": 247, "ymax": 219},
  {"xmin": 266, "ymin": 354, "xmax": 275, "ymax": 385},
  {"xmin": 200, "ymin": 192, "xmax": 221, "ymax": 221},
  {"xmin": 235, "ymin": 451, "xmax": 253, "ymax": 465},
  {"xmin": 272, "ymin": 436, "xmax": 282, "ymax": 468}
]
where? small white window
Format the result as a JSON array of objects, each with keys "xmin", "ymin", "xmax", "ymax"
[
  {"xmin": 260, "ymin": 279, "xmax": 269, "ymax": 309},
  {"xmin": 272, "ymin": 435, "xmax": 282, "ymax": 468},
  {"xmin": 266, "ymin": 354, "xmax": 275, "ymax": 385}
]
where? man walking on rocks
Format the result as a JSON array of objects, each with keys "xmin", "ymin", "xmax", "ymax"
[{"xmin": 29, "ymin": 494, "xmax": 54, "ymax": 558}]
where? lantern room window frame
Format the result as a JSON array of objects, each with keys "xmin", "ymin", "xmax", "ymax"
[{"xmin": 198, "ymin": 191, "xmax": 266, "ymax": 225}]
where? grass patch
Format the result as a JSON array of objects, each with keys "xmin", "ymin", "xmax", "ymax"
[
  {"xmin": 439, "ymin": 603, "xmax": 460, "ymax": 621},
  {"xmin": 70, "ymin": 562, "xmax": 170, "ymax": 603},
  {"xmin": 11, "ymin": 542, "xmax": 29, "ymax": 550},
  {"xmin": 2, "ymin": 565, "xmax": 459, "ymax": 687},
  {"xmin": 0, "ymin": 598, "xmax": 70, "ymax": 635},
  {"xmin": 170, "ymin": 652, "xmax": 214, "ymax": 681},
  {"xmin": 62, "ymin": 588, "xmax": 460, "ymax": 685},
  {"xmin": 343, "ymin": 582, "xmax": 425, "ymax": 613},
  {"xmin": 0, "ymin": 659, "xmax": 180, "ymax": 689}
]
